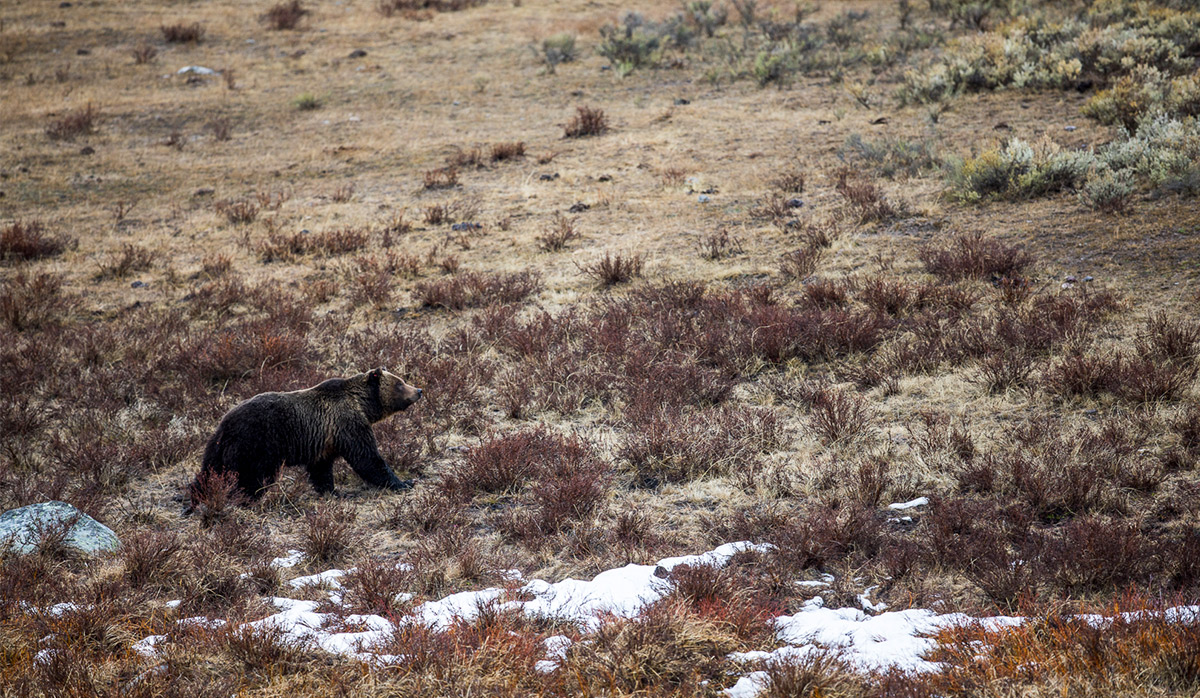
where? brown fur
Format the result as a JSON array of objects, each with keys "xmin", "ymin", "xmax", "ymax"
[{"xmin": 191, "ymin": 368, "xmax": 422, "ymax": 501}]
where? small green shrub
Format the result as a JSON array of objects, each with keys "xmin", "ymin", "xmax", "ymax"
[
  {"xmin": 900, "ymin": 7, "xmax": 1200, "ymax": 123},
  {"xmin": 1080, "ymin": 168, "xmax": 1135, "ymax": 213},
  {"xmin": 752, "ymin": 50, "xmax": 790, "ymax": 86},
  {"xmin": 540, "ymin": 33, "xmax": 577, "ymax": 72},
  {"xmin": 948, "ymin": 138, "xmax": 1093, "ymax": 202},
  {"xmin": 838, "ymin": 134, "xmax": 940, "ymax": 179},
  {"xmin": 293, "ymin": 93, "xmax": 321, "ymax": 110},
  {"xmin": 598, "ymin": 20, "xmax": 664, "ymax": 75},
  {"xmin": 684, "ymin": 0, "xmax": 727, "ymax": 38}
]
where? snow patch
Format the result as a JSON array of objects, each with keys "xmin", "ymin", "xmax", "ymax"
[
  {"xmin": 271, "ymin": 550, "xmax": 304, "ymax": 569},
  {"xmin": 887, "ymin": 497, "xmax": 929, "ymax": 511},
  {"xmin": 723, "ymin": 671, "xmax": 770, "ymax": 698},
  {"xmin": 289, "ymin": 569, "xmax": 347, "ymax": 589}
]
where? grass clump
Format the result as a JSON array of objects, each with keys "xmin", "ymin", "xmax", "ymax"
[
  {"xmin": 539, "ymin": 33, "xmax": 577, "ymax": 72},
  {"xmin": 0, "ymin": 221, "xmax": 74, "ymax": 262},
  {"xmin": 45, "ymin": 104, "xmax": 98, "ymax": 141},
  {"xmin": 293, "ymin": 93, "xmax": 321, "ymax": 110},
  {"xmin": 160, "ymin": 22, "xmax": 205, "ymax": 43},
  {"xmin": 564, "ymin": 106, "xmax": 609, "ymax": 138},
  {"xmin": 263, "ymin": 0, "xmax": 308, "ymax": 30}
]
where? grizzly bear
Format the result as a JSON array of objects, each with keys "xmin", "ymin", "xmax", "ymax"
[{"xmin": 192, "ymin": 368, "xmax": 422, "ymax": 501}]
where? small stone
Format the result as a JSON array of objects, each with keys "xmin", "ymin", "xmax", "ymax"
[
  {"xmin": 1065, "ymin": 125, "xmax": 1077, "ymax": 131},
  {"xmin": 538, "ymin": 173, "xmax": 559, "ymax": 181},
  {"xmin": 697, "ymin": 194, "xmax": 711, "ymax": 203},
  {"xmin": 597, "ymin": 174, "xmax": 612, "ymax": 182},
  {"xmin": 193, "ymin": 187, "xmax": 214, "ymax": 197},
  {"xmin": 348, "ymin": 49, "xmax": 367, "ymax": 58},
  {"xmin": 80, "ymin": 146, "xmax": 95, "ymax": 155},
  {"xmin": 673, "ymin": 98, "xmax": 690, "ymax": 105},
  {"xmin": 0, "ymin": 501, "xmax": 120, "ymax": 556},
  {"xmin": 131, "ymin": 280, "xmax": 146, "ymax": 289},
  {"xmin": 451, "ymin": 222, "xmax": 482, "ymax": 231},
  {"xmin": 1084, "ymin": 275, "xmax": 1094, "ymax": 282},
  {"xmin": 76, "ymin": 48, "xmax": 90, "ymax": 55},
  {"xmin": 787, "ymin": 198, "xmax": 804, "ymax": 209},
  {"xmin": 1065, "ymin": 275, "xmax": 1077, "ymax": 283},
  {"xmin": 568, "ymin": 202, "xmax": 590, "ymax": 213}
]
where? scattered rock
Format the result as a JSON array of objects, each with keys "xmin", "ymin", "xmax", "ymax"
[
  {"xmin": 538, "ymin": 173, "xmax": 559, "ymax": 181},
  {"xmin": 131, "ymin": 280, "xmax": 147, "ymax": 289},
  {"xmin": 80, "ymin": 146, "xmax": 95, "ymax": 155},
  {"xmin": 1065, "ymin": 125, "xmax": 1077, "ymax": 131},
  {"xmin": 568, "ymin": 202, "xmax": 590, "ymax": 213},
  {"xmin": 597, "ymin": 174, "xmax": 612, "ymax": 182},
  {"xmin": 697, "ymin": 194, "xmax": 711, "ymax": 203},
  {"xmin": 673, "ymin": 98, "xmax": 690, "ymax": 105},
  {"xmin": 348, "ymin": 49, "xmax": 367, "ymax": 58},
  {"xmin": 451, "ymin": 222, "xmax": 482, "ymax": 231},
  {"xmin": 193, "ymin": 187, "xmax": 215, "ymax": 197},
  {"xmin": 76, "ymin": 48, "xmax": 90, "ymax": 55},
  {"xmin": 870, "ymin": 116, "xmax": 889, "ymax": 125},
  {"xmin": 176, "ymin": 66, "xmax": 217, "ymax": 76},
  {"xmin": 0, "ymin": 501, "xmax": 120, "ymax": 556},
  {"xmin": 787, "ymin": 198, "xmax": 804, "ymax": 209}
]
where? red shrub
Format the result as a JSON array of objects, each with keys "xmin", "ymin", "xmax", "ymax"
[
  {"xmin": 414, "ymin": 271, "xmax": 542, "ymax": 309},
  {"xmin": 0, "ymin": 221, "xmax": 74, "ymax": 262},
  {"xmin": 919, "ymin": 231, "xmax": 1034, "ymax": 280}
]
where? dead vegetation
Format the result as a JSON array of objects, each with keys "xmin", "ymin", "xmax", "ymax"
[{"xmin": 2, "ymin": 0, "xmax": 1200, "ymax": 694}]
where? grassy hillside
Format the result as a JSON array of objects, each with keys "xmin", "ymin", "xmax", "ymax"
[{"xmin": 2, "ymin": 0, "xmax": 1199, "ymax": 694}]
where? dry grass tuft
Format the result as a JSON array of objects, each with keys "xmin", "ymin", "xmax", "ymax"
[
  {"xmin": 564, "ymin": 105, "xmax": 609, "ymax": 138},
  {"xmin": 577, "ymin": 251, "xmax": 644, "ymax": 286},
  {"xmin": 0, "ymin": 221, "xmax": 74, "ymax": 262}
]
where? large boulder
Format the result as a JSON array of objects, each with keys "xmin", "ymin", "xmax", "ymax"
[{"xmin": 0, "ymin": 501, "xmax": 121, "ymax": 556}]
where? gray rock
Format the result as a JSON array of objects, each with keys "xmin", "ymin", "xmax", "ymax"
[{"xmin": 0, "ymin": 501, "xmax": 120, "ymax": 556}]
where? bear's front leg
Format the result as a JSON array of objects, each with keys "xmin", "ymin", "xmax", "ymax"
[
  {"xmin": 336, "ymin": 424, "xmax": 412, "ymax": 491},
  {"xmin": 307, "ymin": 458, "xmax": 336, "ymax": 494}
]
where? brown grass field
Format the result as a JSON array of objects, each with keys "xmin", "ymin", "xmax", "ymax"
[{"xmin": 2, "ymin": 0, "xmax": 1200, "ymax": 695}]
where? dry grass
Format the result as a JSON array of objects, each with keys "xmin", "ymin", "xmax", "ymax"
[{"xmin": 2, "ymin": 0, "xmax": 1199, "ymax": 693}]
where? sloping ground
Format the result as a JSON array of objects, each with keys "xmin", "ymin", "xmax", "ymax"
[{"xmin": 2, "ymin": 0, "xmax": 1199, "ymax": 695}]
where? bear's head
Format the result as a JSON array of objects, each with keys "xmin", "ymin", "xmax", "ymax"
[{"xmin": 369, "ymin": 367, "xmax": 423, "ymax": 415}]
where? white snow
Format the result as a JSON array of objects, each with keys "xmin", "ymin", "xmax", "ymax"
[
  {"xmin": 535, "ymin": 635, "xmax": 573, "ymax": 673},
  {"xmin": 122, "ymin": 538, "xmax": 1200, "ymax": 698},
  {"xmin": 132, "ymin": 635, "xmax": 165, "ymax": 657},
  {"xmin": 415, "ymin": 541, "xmax": 773, "ymax": 631},
  {"xmin": 723, "ymin": 671, "xmax": 770, "ymax": 698},
  {"xmin": 888, "ymin": 497, "xmax": 929, "ymax": 511},
  {"xmin": 271, "ymin": 550, "xmax": 305, "ymax": 569},
  {"xmin": 288, "ymin": 568, "xmax": 347, "ymax": 589},
  {"xmin": 46, "ymin": 602, "xmax": 81, "ymax": 617},
  {"xmin": 857, "ymin": 585, "xmax": 888, "ymax": 613}
]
